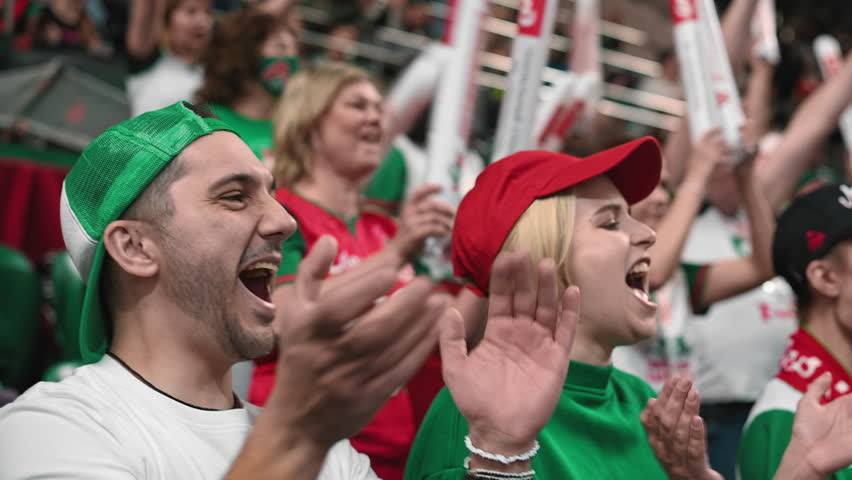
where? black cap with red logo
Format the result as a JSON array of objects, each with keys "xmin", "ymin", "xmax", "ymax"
[{"xmin": 773, "ymin": 183, "xmax": 852, "ymax": 297}]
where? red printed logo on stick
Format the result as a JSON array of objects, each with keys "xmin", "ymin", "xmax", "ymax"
[
  {"xmin": 671, "ymin": 0, "xmax": 698, "ymax": 24},
  {"xmin": 518, "ymin": 0, "xmax": 545, "ymax": 36}
]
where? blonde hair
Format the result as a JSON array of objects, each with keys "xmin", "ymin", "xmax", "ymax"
[
  {"xmin": 501, "ymin": 190, "xmax": 576, "ymax": 293},
  {"xmin": 272, "ymin": 62, "xmax": 373, "ymax": 188}
]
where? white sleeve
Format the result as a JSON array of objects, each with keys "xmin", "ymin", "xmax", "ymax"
[
  {"xmin": 0, "ymin": 401, "xmax": 140, "ymax": 479},
  {"xmin": 320, "ymin": 440, "xmax": 381, "ymax": 480}
]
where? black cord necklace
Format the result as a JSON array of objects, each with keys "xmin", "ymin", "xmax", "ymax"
[{"xmin": 107, "ymin": 351, "xmax": 242, "ymax": 411}]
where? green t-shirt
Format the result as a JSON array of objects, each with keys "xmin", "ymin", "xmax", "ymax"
[
  {"xmin": 364, "ymin": 146, "xmax": 407, "ymax": 204},
  {"xmin": 207, "ymin": 104, "xmax": 273, "ymax": 161},
  {"xmin": 404, "ymin": 362, "xmax": 668, "ymax": 480},
  {"xmin": 738, "ymin": 408, "xmax": 797, "ymax": 480}
]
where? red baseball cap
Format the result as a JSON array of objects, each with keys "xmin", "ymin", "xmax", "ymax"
[{"xmin": 452, "ymin": 136, "xmax": 662, "ymax": 294}]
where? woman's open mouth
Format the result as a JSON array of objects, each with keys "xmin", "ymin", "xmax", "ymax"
[{"xmin": 625, "ymin": 259, "xmax": 655, "ymax": 308}]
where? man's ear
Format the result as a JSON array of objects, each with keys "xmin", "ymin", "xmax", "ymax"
[
  {"xmin": 102, "ymin": 220, "xmax": 161, "ymax": 279},
  {"xmin": 805, "ymin": 258, "xmax": 840, "ymax": 299}
]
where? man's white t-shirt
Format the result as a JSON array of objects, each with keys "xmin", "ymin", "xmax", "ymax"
[{"xmin": 0, "ymin": 356, "xmax": 378, "ymax": 479}]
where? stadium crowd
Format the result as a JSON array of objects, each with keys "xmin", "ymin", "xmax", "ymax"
[{"xmin": 3, "ymin": 0, "xmax": 852, "ymax": 479}]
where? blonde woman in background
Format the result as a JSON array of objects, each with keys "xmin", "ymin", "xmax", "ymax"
[{"xmin": 251, "ymin": 62, "xmax": 454, "ymax": 480}]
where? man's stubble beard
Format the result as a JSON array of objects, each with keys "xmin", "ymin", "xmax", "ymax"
[{"xmin": 160, "ymin": 231, "xmax": 274, "ymax": 362}]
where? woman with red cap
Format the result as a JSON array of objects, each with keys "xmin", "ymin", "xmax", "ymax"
[{"xmin": 405, "ymin": 137, "xmax": 721, "ymax": 479}]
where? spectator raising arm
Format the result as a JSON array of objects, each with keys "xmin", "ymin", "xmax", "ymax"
[
  {"xmin": 664, "ymin": 0, "xmax": 759, "ymax": 187},
  {"xmin": 720, "ymin": 0, "xmax": 761, "ymax": 76},
  {"xmin": 126, "ymin": 0, "xmax": 167, "ymax": 60},
  {"xmin": 648, "ymin": 129, "xmax": 733, "ymax": 290},
  {"xmin": 759, "ymin": 52, "xmax": 852, "ymax": 211},
  {"xmin": 662, "ymin": 118, "xmax": 692, "ymax": 188},
  {"xmin": 651, "ymin": 30, "xmax": 777, "ymax": 295},
  {"xmin": 742, "ymin": 55, "xmax": 775, "ymax": 143},
  {"xmin": 693, "ymin": 151, "xmax": 776, "ymax": 309}
]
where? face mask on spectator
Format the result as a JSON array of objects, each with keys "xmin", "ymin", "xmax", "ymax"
[{"xmin": 257, "ymin": 56, "xmax": 299, "ymax": 96}]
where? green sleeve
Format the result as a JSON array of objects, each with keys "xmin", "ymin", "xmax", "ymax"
[
  {"xmin": 737, "ymin": 410, "xmax": 795, "ymax": 480},
  {"xmin": 413, "ymin": 257, "xmax": 430, "ymax": 277},
  {"xmin": 275, "ymin": 229, "xmax": 307, "ymax": 285},
  {"xmin": 404, "ymin": 388, "xmax": 468, "ymax": 480},
  {"xmin": 365, "ymin": 147, "xmax": 407, "ymax": 203},
  {"xmin": 681, "ymin": 262, "xmax": 711, "ymax": 315}
]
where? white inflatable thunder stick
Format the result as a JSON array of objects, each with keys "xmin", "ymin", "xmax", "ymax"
[
  {"xmin": 425, "ymin": 0, "xmax": 488, "ymax": 206},
  {"xmin": 531, "ymin": 0, "xmax": 601, "ymax": 152},
  {"xmin": 421, "ymin": 0, "xmax": 489, "ymax": 280},
  {"xmin": 491, "ymin": 0, "xmax": 559, "ymax": 162},
  {"xmin": 814, "ymin": 35, "xmax": 852, "ymax": 156},
  {"xmin": 569, "ymin": 0, "xmax": 602, "ymax": 130},
  {"xmin": 383, "ymin": 43, "xmax": 452, "ymax": 149},
  {"xmin": 671, "ymin": 0, "xmax": 720, "ymax": 142},
  {"xmin": 533, "ymin": 71, "xmax": 584, "ymax": 152},
  {"xmin": 751, "ymin": 0, "xmax": 780, "ymax": 64},
  {"xmin": 696, "ymin": 0, "xmax": 745, "ymax": 158}
]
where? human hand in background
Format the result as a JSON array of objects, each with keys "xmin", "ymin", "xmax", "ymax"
[{"xmin": 642, "ymin": 375, "xmax": 723, "ymax": 480}]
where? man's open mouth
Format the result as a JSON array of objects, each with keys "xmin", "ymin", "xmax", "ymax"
[{"xmin": 239, "ymin": 262, "xmax": 276, "ymax": 303}]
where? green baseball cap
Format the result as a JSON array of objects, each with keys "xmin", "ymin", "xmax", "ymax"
[{"xmin": 59, "ymin": 101, "xmax": 238, "ymax": 363}]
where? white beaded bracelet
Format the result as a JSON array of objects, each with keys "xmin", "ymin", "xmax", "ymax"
[
  {"xmin": 464, "ymin": 435, "xmax": 540, "ymax": 464},
  {"xmin": 463, "ymin": 457, "xmax": 535, "ymax": 479}
]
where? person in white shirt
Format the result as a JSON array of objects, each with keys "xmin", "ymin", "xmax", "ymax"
[{"xmin": 125, "ymin": 0, "xmax": 213, "ymax": 117}]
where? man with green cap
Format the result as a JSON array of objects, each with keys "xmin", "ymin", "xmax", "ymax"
[
  {"xmin": 0, "ymin": 101, "xmax": 586, "ymax": 479},
  {"xmin": 0, "ymin": 101, "xmax": 442, "ymax": 478}
]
